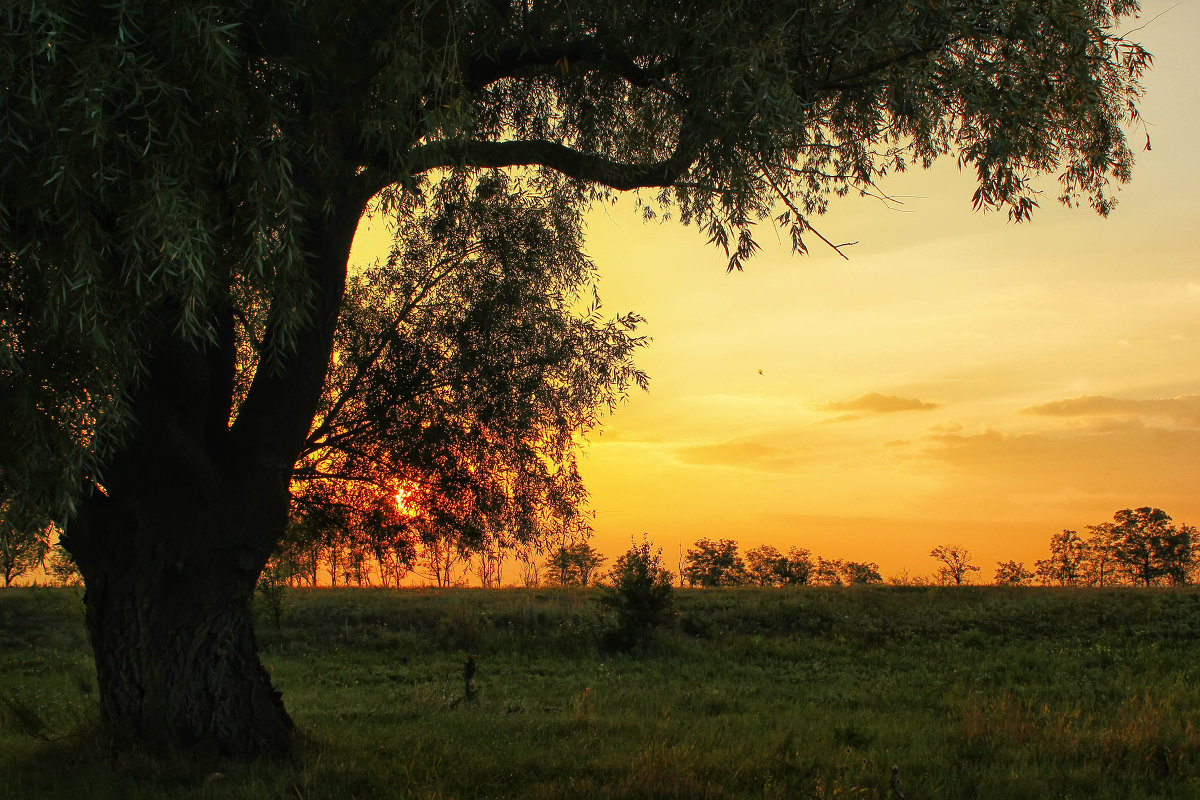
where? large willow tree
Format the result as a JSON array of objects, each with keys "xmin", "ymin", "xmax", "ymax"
[{"xmin": 1, "ymin": 1, "xmax": 1150, "ymax": 754}]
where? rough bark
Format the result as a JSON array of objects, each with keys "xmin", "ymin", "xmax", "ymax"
[{"xmin": 71, "ymin": 506, "xmax": 293, "ymax": 755}]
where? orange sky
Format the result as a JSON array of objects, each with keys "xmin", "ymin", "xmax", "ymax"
[
  {"xmin": 345, "ymin": 1, "xmax": 1199, "ymax": 583},
  {"xmin": 574, "ymin": 0, "xmax": 1200, "ymax": 579}
]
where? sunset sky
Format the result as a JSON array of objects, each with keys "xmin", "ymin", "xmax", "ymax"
[
  {"xmin": 574, "ymin": 0, "xmax": 1200, "ymax": 578},
  {"xmin": 347, "ymin": 1, "xmax": 1200, "ymax": 582}
]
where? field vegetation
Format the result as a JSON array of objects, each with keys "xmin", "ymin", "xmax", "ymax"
[{"xmin": 2, "ymin": 586, "xmax": 1198, "ymax": 799}]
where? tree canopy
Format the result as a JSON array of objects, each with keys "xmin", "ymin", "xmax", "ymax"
[
  {"xmin": 2, "ymin": 0, "xmax": 1151, "ymax": 522},
  {"xmin": 0, "ymin": 0, "xmax": 1154, "ymax": 755}
]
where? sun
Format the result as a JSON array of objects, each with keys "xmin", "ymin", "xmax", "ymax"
[{"xmin": 394, "ymin": 484, "xmax": 417, "ymax": 517}]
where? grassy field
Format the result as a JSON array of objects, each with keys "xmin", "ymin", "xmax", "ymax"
[{"xmin": 2, "ymin": 585, "xmax": 1199, "ymax": 799}]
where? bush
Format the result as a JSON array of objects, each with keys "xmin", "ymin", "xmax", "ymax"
[{"xmin": 598, "ymin": 536, "xmax": 675, "ymax": 651}]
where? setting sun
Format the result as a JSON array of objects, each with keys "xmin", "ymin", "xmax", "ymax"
[{"xmin": 394, "ymin": 485, "xmax": 417, "ymax": 518}]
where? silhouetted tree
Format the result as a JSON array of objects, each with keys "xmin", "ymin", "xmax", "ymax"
[
  {"xmin": 0, "ymin": 498, "xmax": 50, "ymax": 587},
  {"xmin": 684, "ymin": 538, "xmax": 747, "ymax": 587},
  {"xmin": 994, "ymin": 561, "xmax": 1034, "ymax": 586},
  {"xmin": 779, "ymin": 547, "xmax": 815, "ymax": 586},
  {"xmin": 292, "ymin": 175, "xmax": 647, "ymax": 574},
  {"xmin": 812, "ymin": 557, "xmax": 844, "ymax": 587},
  {"xmin": 930, "ymin": 545, "xmax": 980, "ymax": 586},
  {"xmin": 1110, "ymin": 508, "xmax": 1193, "ymax": 587},
  {"xmin": 1035, "ymin": 530, "xmax": 1087, "ymax": 586},
  {"xmin": 2, "ymin": 0, "xmax": 1152, "ymax": 753},
  {"xmin": 1080, "ymin": 522, "xmax": 1121, "ymax": 587},
  {"xmin": 547, "ymin": 542, "xmax": 608, "ymax": 587},
  {"xmin": 840, "ymin": 561, "xmax": 884, "ymax": 585},
  {"xmin": 745, "ymin": 545, "xmax": 787, "ymax": 587}
]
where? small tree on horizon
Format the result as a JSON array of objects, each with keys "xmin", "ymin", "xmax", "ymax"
[
  {"xmin": 547, "ymin": 541, "xmax": 607, "ymax": 587},
  {"xmin": 1035, "ymin": 530, "xmax": 1087, "ymax": 586},
  {"xmin": 930, "ymin": 545, "xmax": 980, "ymax": 586},
  {"xmin": 994, "ymin": 560, "xmax": 1035, "ymax": 586},
  {"xmin": 840, "ymin": 560, "xmax": 883, "ymax": 586},
  {"xmin": 683, "ymin": 538, "xmax": 747, "ymax": 587}
]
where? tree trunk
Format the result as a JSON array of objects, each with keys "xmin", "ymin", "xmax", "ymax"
[
  {"xmin": 67, "ymin": 440, "xmax": 295, "ymax": 755},
  {"xmin": 78, "ymin": 528, "xmax": 291, "ymax": 754},
  {"xmin": 59, "ymin": 175, "xmax": 363, "ymax": 756}
]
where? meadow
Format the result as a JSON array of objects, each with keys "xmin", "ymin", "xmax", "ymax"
[{"xmin": 2, "ymin": 585, "xmax": 1199, "ymax": 799}]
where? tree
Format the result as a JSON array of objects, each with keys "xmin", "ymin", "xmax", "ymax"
[
  {"xmin": 599, "ymin": 535, "xmax": 675, "ymax": 650},
  {"xmin": 291, "ymin": 174, "xmax": 647, "ymax": 577},
  {"xmin": 930, "ymin": 545, "xmax": 980, "ymax": 586},
  {"xmin": 994, "ymin": 560, "xmax": 1034, "ymax": 586},
  {"xmin": 547, "ymin": 542, "xmax": 608, "ymax": 587},
  {"xmin": 745, "ymin": 545, "xmax": 786, "ymax": 587},
  {"xmin": 744, "ymin": 544, "xmax": 818, "ymax": 587},
  {"xmin": 0, "ymin": 498, "xmax": 50, "ymax": 587},
  {"xmin": 1034, "ymin": 530, "xmax": 1087, "ymax": 586},
  {"xmin": 683, "ymin": 538, "xmax": 747, "ymax": 587},
  {"xmin": 2, "ymin": 1, "xmax": 1151, "ymax": 753},
  {"xmin": 779, "ymin": 547, "xmax": 815, "ymax": 586},
  {"xmin": 1109, "ymin": 507, "xmax": 1192, "ymax": 587},
  {"xmin": 1080, "ymin": 522, "xmax": 1121, "ymax": 587},
  {"xmin": 839, "ymin": 561, "xmax": 883, "ymax": 586},
  {"xmin": 812, "ymin": 557, "xmax": 844, "ymax": 587}
]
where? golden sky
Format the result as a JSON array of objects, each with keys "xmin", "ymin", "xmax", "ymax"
[
  {"xmin": 344, "ymin": 2, "xmax": 1199, "ymax": 583},
  {"xmin": 576, "ymin": 0, "xmax": 1200, "ymax": 579}
]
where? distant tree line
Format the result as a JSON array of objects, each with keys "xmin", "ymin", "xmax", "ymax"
[
  {"xmin": 3, "ymin": 505, "xmax": 1195, "ymax": 591},
  {"xmin": 674, "ymin": 537, "xmax": 884, "ymax": 588}
]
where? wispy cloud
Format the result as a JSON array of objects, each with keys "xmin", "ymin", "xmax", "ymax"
[
  {"xmin": 1021, "ymin": 395, "xmax": 1200, "ymax": 429},
  {"xmin": 811, "ymin": 391, "xmax": 940, "ymax": 420},
  {"xmin": 672, "ymin": 441, "xmax": 799, "ymax": 472}
]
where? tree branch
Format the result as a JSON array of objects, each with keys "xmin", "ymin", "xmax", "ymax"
[{"xmin": 403, "ymin": 124, "xmax": 703, "ymax": 191}]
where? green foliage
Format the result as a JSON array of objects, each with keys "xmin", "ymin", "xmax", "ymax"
[
  {"xmin": 683, "ymin": 537, "xmax": 746, "ymax": 587},
  {"xmin": 0, "ymin": 0, "xmax": 1160, "ymax": 754},
  {"xmin": 1, "ymin": 0, "xmax": 1152, "ymax": 525},
  {"xmin": 599, "ymin": 537, "xmax": 676, "ymax": 650},
  {"xmin": 256, "ymin": 561, "xmax": 293, "ymax": 630}
]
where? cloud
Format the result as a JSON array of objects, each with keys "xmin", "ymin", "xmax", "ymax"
[
  {"xmin": 672, "ymin": 441, "xmax": 798, "ymax": 472},
  {"xmin": 812, "ymin": 391, "xmax": 940, "ymax": 416},
  {"xmin": 1020, "ymin": 395, "xmax": 1200, "ymax": 429}
]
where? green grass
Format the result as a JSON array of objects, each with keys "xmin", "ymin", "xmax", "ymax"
[{"xmin": 2, "ymin": 586, "xmax": 1199, "ymax": 798}]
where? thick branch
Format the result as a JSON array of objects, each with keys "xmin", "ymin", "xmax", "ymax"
[
  {"xmin": 404, "ymin": 129, "xmax": 702, "ymax": 191},
  {"xmin": 229, "ymin": 179, "xmax": 377, "ymax": 491}
]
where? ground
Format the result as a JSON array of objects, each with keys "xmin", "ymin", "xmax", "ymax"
[{"xmin": 2, "ymin": 585, "xmax": 1198, "ymax": 798}]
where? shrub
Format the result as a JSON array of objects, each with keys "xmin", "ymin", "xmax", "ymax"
[{"xmin": 599, "ymin": 536, "xmax": 675, "ymax": 651}]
